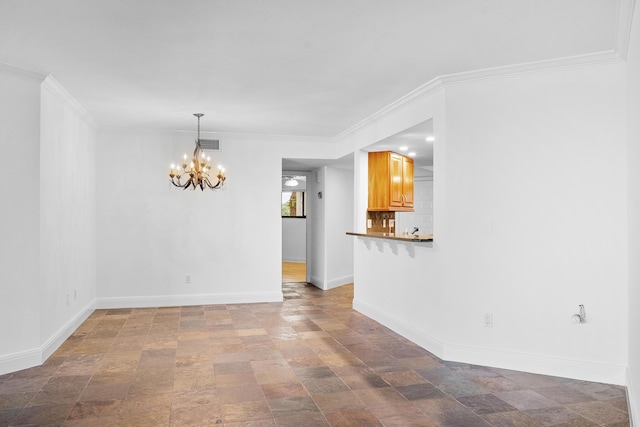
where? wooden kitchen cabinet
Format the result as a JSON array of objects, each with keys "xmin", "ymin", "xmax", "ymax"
[{"xmin": 368, "ymin": 151, "xmax": 414, "ymax": 211}]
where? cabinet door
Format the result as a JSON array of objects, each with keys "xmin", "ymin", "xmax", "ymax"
[
  {"xmin": 368, "ymin": 151, "xmax": 391, "ymax": 210},
  {"xmin": 389, "ymin": 153, "xmax": 404, "ymax": 207},
  {"xmin": 402, "ymin": 156, "xmax": 414, "ymax": 207}
]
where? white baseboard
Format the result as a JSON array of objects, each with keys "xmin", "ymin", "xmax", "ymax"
[
  {"xmin": 444, "ymin": 342, "xmax": 627, "ymax": 386},
  {"xmin": 309, "ymin": 274, "xmax": 354, "ymax": 291},
  {"xmin": 308, "ymin": 275, "xmax": 323, "ymax": 289},
  {"xmin": 353, "ymin": 297, "xmax": 627, "ymax": 386},
  {"xmin": 1, "ymin": 292, "xmax": 284, "ymax": 375},
  {"xmin": 96, "ymin": 291, "xmax": 283, "ymax": 309},
  {"xmin": 353, "ymin": 298, "xmax": 445, "ymax": 358},
  {"xmin": 326, "ymin": 275, "xmax": 353, "ymax": 290},
  {"xmin": 628, "ymin": 367, "xmax": 638, "ymax": 427},
  {"xmin": 0, "ymin": 348, "xmax": 41, "ymax": 376},
  {"xmin": 282, "ymin": 257, "xmax": 306, "ymax": 263},
  {"xmin": 41, "ymin": 300, "xmax": 95, "ymax": 361},
  {"xmin": 0, "ymin": 300, "xmax": 95, "ymax": 376}
]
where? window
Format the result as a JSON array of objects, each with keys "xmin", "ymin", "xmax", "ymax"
[{"xmin": 282, "ymin": 191, "xmax": 306, "ymax": 217}]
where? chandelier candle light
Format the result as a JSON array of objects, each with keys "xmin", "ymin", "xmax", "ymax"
[{"xmin": 169, "ymin": 113, "xmax": 226, "ymax": 191}]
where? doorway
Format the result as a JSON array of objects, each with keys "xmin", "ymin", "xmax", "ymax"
[
  {"xmin": 281, "ymin": 172, "xmax": 308, "ymax": 283},
  {"xmin": 281, "ymin": 156, "xmax": 355, "ymax": 289}
]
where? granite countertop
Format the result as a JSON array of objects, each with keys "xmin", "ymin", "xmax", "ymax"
[{"xmin": 346, "ymin": 231, "xmax": 433, "ymax": 242}]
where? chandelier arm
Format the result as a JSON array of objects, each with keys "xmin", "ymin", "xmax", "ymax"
[
  {"xmin": 204, "ymin": 176, "xmax": 217, "ymax": 189},
  {"xmin": 182, "ymin": 176, "xmax": 193, "ymax": 190},
  {"xmin": 208, "ymin": 176, "xmax": 218, "ymax": 188},
  {"xmin": 171, "ymin": 176, "xmax": 186, "ymax": 188}
]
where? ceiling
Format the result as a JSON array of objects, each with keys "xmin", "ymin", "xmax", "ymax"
[
  {"xmin": 0, "ymin": 0, "xmax": 619, "ymax": 137},
  {"xmin": 282, "ymin": 119, "xmax": 433, "ymax": 174},
  {"xmin": 363, "ymin": 119, "xmax": 433, "ymax": 175}
]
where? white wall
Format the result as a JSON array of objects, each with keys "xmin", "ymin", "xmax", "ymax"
[
  {"xmin": 324, "ymin": 167, "xmax": 354, "ymax": 289},
  {"xmin": 307, "ymin": 167, "xmax": 325, "ymax": 287},
  {"xmin": 39, "ymin": 77, "xmax": 97, "ymax": 359},
  {"xmin": 0, "ymin": 68, "xmax": 42, "ymax": 373},
  {"xmin": 306, "ymin": 166, "xmax": 354, "ymax": 289},
  {"xmin": 282, "ymin": 218, "xmax": 306, "ymax": 262},
  {"xmin": 351, "ymin": 87, "xmax": 448, "ymax": 357},
  {"xmin": 0, "ymin": 71, "xmax": 97, "ymax": 374},
  {"xmin": 626, "ymin": 0, "xmax": 640, "ymax": 421},
  {"xmin": 442, "ymin": 63, "xmax": 627, "ymax": 382},
  {"xmin": 351, "ymin": 62, "xmax": 629, "ymax": 385},
  {"xmin": 96, "ymin": 131, "xmax": 333, "ymax": 307}
]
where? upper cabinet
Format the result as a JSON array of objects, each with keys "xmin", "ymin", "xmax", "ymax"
[{"xmin": 368, "ymin": 151, "xmax": 414, "ymax": 212}]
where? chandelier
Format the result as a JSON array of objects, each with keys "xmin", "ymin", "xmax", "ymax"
[{"xmin": 169, "ymin": 113, "xmax": 226, "ymax": 191}]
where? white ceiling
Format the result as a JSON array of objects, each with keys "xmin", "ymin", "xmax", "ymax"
[
  {"xmin": 282, "ymin": 119, "xmax": 433, "ymax": 173},
  {"xmin": 0, "ymin": 0, "xmax": 619, "ymax": 136},
  {"xmin": 364, "ymin": 119, "xmax": 433, "ymax": 171}
]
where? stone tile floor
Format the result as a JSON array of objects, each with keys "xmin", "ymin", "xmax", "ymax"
[{"xmin": 0, "ymin": 283, "xmax": 630, "ymax": 426}]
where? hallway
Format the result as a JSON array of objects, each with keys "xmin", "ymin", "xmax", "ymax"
[
  {"xmin": 0, "ymin": 283, "xmax": 629, "ymax": 426},
  {"xmin": 282, "ymin": 262, "xmax": 306, "ymax": 284}
]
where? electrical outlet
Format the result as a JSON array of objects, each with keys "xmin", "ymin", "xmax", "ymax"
[
  {"xmin": 185, "ymin": 274, "xmax": 191, "ymax": 284},
  {"xmin": 483, "ymin": 312, "xmax": 493, "ymax": 327}
]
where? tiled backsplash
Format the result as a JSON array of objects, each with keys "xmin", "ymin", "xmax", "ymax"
[
  {"xmin": 366, "ymin": 211, "xmax": 396, "ymax": 233},
  {"xmin": 396, "ymin": 179, "xmax": 433, "ymax": 235}
]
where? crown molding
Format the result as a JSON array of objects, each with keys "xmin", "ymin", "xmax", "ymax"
[
  {"xmin": 336, "ymin": 47, "xmax": 625, "ymax": 143},
  {"xmin": 336, "ymin": 0, "xmax": 636, "ymax": 142},
  {"xmin": 41, "ymin": 75, "xmax": 97, "ymax": 128},
  {"xmin": 0, "ymin": 62, "xmax": 47, "ymax": 81},
  {"xmin": 335, "ymin": 78, "xmax": 444, "ymax": 141},
  {"xmin": 439, "ymin": 50, "xmax": 623, "ymax": 87}
]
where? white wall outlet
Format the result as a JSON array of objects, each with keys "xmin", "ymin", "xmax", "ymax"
[
  {"xmin": 367, "ymin": 219, "xmax": 372, "ymax": 229},
  {"xmin": 185, "ymin": 274, "xmax": 191, "ymax": 284},
  {"xmin": 483, "ymin": 312, "xmax": 493, "ymax": 327}
]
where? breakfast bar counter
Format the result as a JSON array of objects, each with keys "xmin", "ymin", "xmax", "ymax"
[{"xmin": 346, "ymin": 231, "xmax": 433, "ymax": 243}]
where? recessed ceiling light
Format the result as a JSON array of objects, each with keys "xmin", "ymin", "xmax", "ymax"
[
  {"xmin": 399, "ymin": 146, "xmax": 408, "ymax": 151},
  {"xmin": 425, "ymin": 136, "xmax": 435, "ymax": 142},
  {"xmin": 408, "ymin": 152, "xmax": 416, "ymax": 157}
]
